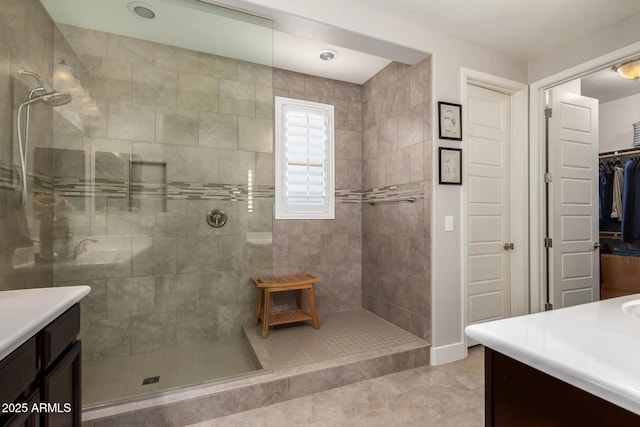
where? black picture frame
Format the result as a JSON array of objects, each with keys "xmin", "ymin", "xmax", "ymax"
[
  {"xmin": 439, "ymin": 147, "xmax": 462, "ymax": 185},
  {"xmin": 438, "ymin": 101, "xmax": 462, "ymax": 141}
]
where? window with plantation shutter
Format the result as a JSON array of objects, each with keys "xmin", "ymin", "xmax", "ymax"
[{"xmin": 275, "ymin": 96, "xmax": 335, "ymax": 219}]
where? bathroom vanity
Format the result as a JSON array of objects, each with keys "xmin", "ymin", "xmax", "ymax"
[
  {"xmin": 466, "ymin": 295, "xmax": 640, "ymax": 426},
  {"xmin": 0, "ymin": 286, "xmax": 89, "ymax": 427}
]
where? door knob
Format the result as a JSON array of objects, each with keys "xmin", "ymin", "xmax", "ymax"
[
  {"xmin": 593, "ymin": 242, "xmax": 601, "ymax": 250},
  {"xmin": 503, "ymin": 243, "xmax": 514, "ymax": 250}
]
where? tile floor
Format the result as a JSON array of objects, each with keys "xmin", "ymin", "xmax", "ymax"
[{"xmin": 187, "ymin": 346, "xmax": 484, "ymax": 427}]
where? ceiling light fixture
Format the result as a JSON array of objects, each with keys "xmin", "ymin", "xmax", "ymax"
[
  {"xmin": 127, "ymin": 2, "xmax": 157, "ymax": 20},
  {"xmin": 318, "ymin": 49, "xmax": 338, "ymax": 61},
  {"xmin": 614, "ymin": 59, "xmax": 640, "ymax": 80}
]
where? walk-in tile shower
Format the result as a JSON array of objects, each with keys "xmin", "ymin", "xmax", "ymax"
[{"xmin": 0, "ymin": 0, "xmax": 432, "ymax": 411}]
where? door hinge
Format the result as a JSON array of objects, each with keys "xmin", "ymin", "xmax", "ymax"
[
  {"xmin": 545, "ymin": 302, "xmax": 553, "ymax": 311},
  {"xmin": 544, "ymin": 173, "xmax": 552, "ymax": 183},
  {"xmin": 544, "ymin": 237, "xmax": 553, "ymax": 248},
  {"xmin": 544, "ymin": 108, "xmax": 552, "ymax": 118}
]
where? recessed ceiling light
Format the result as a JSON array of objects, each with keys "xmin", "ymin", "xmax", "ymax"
[
  {"xmin": 127, "ymin": 2, "xmax": 157, "ymax": 20},
  {"xmin": 318, "ymin": 49, "xmax": 338, "ymax": 61}
]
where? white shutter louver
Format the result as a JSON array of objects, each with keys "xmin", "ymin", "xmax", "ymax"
[{"xmin": 275, "ymin": 97, "xmax": 335, "ymax": 219}]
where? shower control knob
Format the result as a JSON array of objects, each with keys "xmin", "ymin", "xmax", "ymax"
[{"xmin": 207, "ymin": 209, "xmax": 227, "ymax": 228}]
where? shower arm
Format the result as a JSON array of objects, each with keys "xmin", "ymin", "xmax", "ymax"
[
  {"xmin": 20, "ymin": 69, "xmax": 54, "ymax": 94},
  {"xmin": 24, "ymin": 87, "xmax": 46, "ymax": 158}
]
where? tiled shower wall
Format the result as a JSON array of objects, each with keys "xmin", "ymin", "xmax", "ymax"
[
  {"xmin": 362, "ymin": 60, "xmax": 432, "ymax": 341},
  {"xmin": 270, "ymin": 69, "xmax": 363, "ymax": 314},
  {"xmin": 0, "ymin": 0, "xmax": 55, "ymax": 290},
  {"xmin": 52, "ymin": 24, "xmax": 275, "ymax": 361}
]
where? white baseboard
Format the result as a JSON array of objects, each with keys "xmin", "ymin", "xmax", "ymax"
[{"xmin": 429, "ymin": 342, "xmax": 467, "ymax": 365}]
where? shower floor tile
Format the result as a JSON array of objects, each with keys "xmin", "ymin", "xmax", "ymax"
[
  {"xmin": 245, "ymin": 309, "xmax": 427, "ymax": 370},
  {"xmin": 82, "ymin": 336, "xmax": 257, "ymax": 407}
]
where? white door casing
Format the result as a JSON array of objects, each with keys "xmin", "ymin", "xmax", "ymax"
[
  {"xmin": 465, "ymin": 84, "xmax": 512, "ymax": 329},
  {"xmin": 548, "ymin": 91, "xmax": 600, "ymax": 308}
]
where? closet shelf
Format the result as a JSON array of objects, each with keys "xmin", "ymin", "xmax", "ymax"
[{"xmin": 600, "ymin": 233, "xmax": 621, "ymax": 240}]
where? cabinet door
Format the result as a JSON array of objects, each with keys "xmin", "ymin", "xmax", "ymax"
[
  {"xmin": 4, "ymin": 389, "xmax": 40, "ymax": 427},
  {"xmin": 40, "ymin": 341, "xmax": 81, "ymax": 427},
  {"xmin": 41, "ymin": 305, "xmax": 80, "ymax": 371},
  {"xmin": 0, "ymin": 337, "xmax": 37, "ymax": 406}
]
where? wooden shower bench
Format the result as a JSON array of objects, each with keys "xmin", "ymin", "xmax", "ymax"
[{"xmin": 252, "ymin": 273, "xmax": 321, "ymax": 338}]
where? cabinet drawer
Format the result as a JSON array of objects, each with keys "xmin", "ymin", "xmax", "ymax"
[
  {"xmin": 40, "ymin": 305, "xmax": 80, "ymax": 370},
  {"xmin": 0, "ymin": 337, "xmax": 37, "ymax": 406}
]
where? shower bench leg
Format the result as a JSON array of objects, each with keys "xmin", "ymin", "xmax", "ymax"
[{"xmin": 253, "ymin": 288, "xmax": 263, "ymax": 326}]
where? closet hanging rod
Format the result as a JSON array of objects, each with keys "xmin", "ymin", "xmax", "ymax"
[{"xmin": 599, "ymin": 148, "xmax": 640, "ymax": 159}]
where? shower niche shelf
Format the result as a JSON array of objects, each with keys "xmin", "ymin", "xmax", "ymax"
[{"xmin": 129, "ymin": 160, "xmax": 167, "ymax": 213}]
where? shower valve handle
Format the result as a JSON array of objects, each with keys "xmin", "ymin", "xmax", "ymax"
[{"xmin": 207, "ymin": 209, "xmax": 227, "ymax": 228}]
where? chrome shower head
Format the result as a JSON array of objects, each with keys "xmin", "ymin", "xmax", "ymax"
[
  {"xmin": 39, "ymin": 91, "xmax": 72, "ymax": 106},
  {"xmin": 18, "ymin": 91, "xmax": 72, "ymax": 109},
  {"xmin": 18, "ymin": 69, "xmax": 71, "ymax": 107},
  {"xmin": 19, "ymin": 68, "xmax": 54, "ymax": 94}
]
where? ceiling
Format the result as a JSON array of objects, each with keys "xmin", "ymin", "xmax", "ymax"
[
  {"xmin": 581, "ymin": 66, "xmax": 640, "ymax": 103},
  {"xmin": 39, "ymin": 0, "xmax": 640, "ymax": 90},
  {"xmin": 40, "ymin": 0, "xmax": 392, "ymax": 84},
  {"xmin": 346, "ymin": 0, "xmax": 640, "ymax": 61}
]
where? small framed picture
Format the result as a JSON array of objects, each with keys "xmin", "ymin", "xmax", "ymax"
[
  {"xmin": 439, "ymin": 147, "xmax": 462, "ymax": 185},
  {"xmin": 438, "ymin": 102, "xmax": 462, "ymax": 141}
]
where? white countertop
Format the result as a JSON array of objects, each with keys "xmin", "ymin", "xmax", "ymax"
[
  {"xmin": 465, "ymin": 294, "xmax": 640, "ymax": 415},
  {"xmin": 0, "ymin": 286, "xmax": 90, "ymax": 360}
]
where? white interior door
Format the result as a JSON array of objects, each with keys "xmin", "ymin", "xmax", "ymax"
[
  {"xmin": 466, "ymin": 84, "xmax": 511, "ymax": 332},
  {"xmin": 549, "ymin": 91, "xmax": 599, "ymax": 308}
]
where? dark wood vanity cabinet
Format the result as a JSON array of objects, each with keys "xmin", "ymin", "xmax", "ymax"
[
  {"xmin": 0, "ymin": 305, "xmax": 81, "ymax": 427},
  {"xmin": 485, "ymin": 347, "xmax": 640, "ymax": 426}
]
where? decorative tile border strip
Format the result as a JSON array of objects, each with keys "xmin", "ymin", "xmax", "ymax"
[
  {"xmin": 2, "ymin": 161, "xmax": 426, "ymax": 206},
  {"xmin": 53, "ymin": 178, "xmax": 127, "ymax": 198},
  {"xmin": 0, "ymin": 161, "xmax": 14, "ymax": 190},
  {"xmin": 0, "ymin": 161, "xmax": 54, "ymax": 195},
  {"xmin": 335, "ymin": 189, "xmax": 363, "ymax": 204},
  {"xmin": 34, "ymin": 175, "xmax": 54, "ymax": 195},
  {"xmin": 167, "ymin": 182, "xmax": 274, "ymax": 201},
  {"xmin": 362, "ymin": 181, "xmax": 425, "ymax": 204},
  {"xmin": 93, "ymin": 178, "xmax": 128, "ymax": 197},
  {"xmin": 54, "ymin": 179, "xmax": 275, "ymax": 201},
  {"xmin": 52, "ymin": 179, "xmax": 373, "ymax": 204}
]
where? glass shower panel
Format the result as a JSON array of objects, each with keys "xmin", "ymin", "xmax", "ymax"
[{"xmin": 42, "ymin": 0, "xmax": 274, "ymax": 406}]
